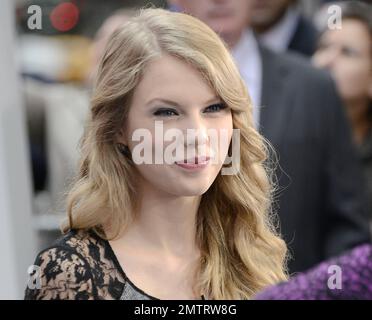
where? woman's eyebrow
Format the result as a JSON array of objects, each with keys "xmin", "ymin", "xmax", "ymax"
[
  {"xmin": 145, "ymin": 96, "xmax": 221, "ymax": 107},
  {"xmin": 145, "ymin": 98, "xmax": 182, "ymax": 108},
  {"xmin": 204, "ymin": 96, "xmax": 223, "ymax": 104}
]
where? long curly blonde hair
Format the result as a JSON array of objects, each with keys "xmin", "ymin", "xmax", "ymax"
[{"xmin": 62, "ymin": 7, "xmax": 288, "ymax": 299}]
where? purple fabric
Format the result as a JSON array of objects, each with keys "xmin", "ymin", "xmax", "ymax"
[{"xmin": 254, "ymin": 243, "xmax": 372, "ymax": 300}]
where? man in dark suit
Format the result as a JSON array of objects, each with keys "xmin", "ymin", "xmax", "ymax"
[
  {"xmin": 249, "ymin": 0, "xmax": 318, "ymax": 56},
  {"xmin": 259, "ymin": 46, "xmax": 370, "ymax": 272},
  {"xmin": 168, "ymin": 0, "xmax": 370, "ymax": 273}
]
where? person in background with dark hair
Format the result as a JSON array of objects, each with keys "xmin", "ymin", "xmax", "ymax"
[
  {"xmin": 313, "ymin": 1, "xmax": 372, "ymax": 227},
  {"xmin": 249, "ymin": 0, "xmax": 318, "ymax": 56}
]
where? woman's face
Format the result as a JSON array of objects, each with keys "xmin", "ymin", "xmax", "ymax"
[
  {"xmin": 119, "ymin": 54, "xmax": 233, "ymax": 197},
  {"xmin": 312, "ymin": 19, "xmax": 372, "ymax": 103}
]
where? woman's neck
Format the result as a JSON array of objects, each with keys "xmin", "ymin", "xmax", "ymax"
[{"xmin": 121, "ymin": 180, "xmax": 202, "ymax": 259}]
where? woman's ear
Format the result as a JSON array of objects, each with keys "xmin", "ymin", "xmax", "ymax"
[{"xmin": 117, "ymin": 128, "xmax": 128, "ymax": 146}]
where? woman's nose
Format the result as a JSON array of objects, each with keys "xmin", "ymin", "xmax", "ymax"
[
  {"xmin": 183, "ymin": 115, "xmax": 210, "ymax": 148},
  {"xmin": 313, "ymin": 47, "xmax": 339, "ymax": 70}
]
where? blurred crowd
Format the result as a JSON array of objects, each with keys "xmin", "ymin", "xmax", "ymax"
[{"xmin": 18, "ymin": 0, "xmax": 372, "ymax": 276}]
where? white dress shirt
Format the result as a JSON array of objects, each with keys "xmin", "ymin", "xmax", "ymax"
[{"xmin": 231, "ymin": 28, "xmax": 262, "ymax": 129}]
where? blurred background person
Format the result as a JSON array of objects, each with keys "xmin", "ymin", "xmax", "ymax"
[
  {"xmin": 20, "ymin": 4, "xmax": 136, "ymax": 248},
  {"xmin": 168, "ymin": 0, "xmax": 370, "ymax": 274},
  {"xmin": 249, "ymin": 0, "xmax": 319, "ymax": 56},
  {"xmin": 313, "ymin": 1, "xmax": 372, "ymax": 228},
  {"xmin": 86, "ymin": 8, "xmax": 135, "ymax": 85}
]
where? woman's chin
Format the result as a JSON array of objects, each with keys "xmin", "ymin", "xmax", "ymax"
[{"xmin": 167, "ymin": 181, "xmax": 213, "ymax": 197}]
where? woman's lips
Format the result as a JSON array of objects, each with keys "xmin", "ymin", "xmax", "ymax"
[{"xmin": 175, "ymin": 156, "xmax": 210, "ymax": 170}]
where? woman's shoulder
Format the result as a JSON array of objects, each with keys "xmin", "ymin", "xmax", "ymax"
[
  {"xmin": 51, "ymin": 228, "xmax": 106, "ymax": 257},
  {"xmin": 24, "ymin": 229, "xmax": 109, "ymax": 300},
  {"xmin": 32, "ymin": 229, "xmax": 106, "ymax": 268}
]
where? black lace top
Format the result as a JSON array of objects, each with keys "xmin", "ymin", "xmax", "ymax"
[{"xmin": 24, "ymin": 229, "xmax": 206, "ymax": 300}]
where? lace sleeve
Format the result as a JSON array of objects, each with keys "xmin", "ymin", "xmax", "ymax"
[{"xmin": 24, "ymin": 246, "xmax": 96, "ymax": 300}]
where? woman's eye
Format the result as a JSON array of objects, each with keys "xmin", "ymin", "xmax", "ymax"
[
  {"xmin": 316, "ymin": 43, "xmax": 328, "ymax": 51},
  {"xmin": 153, "ymin": 108, "xmax": 178, "ymax": 117},
  {"xmin": 204, "ymin": 103, "xmax": 227, "ymax": 113},
  {"xmin": 341, "ymin": 46, "xmax": 359, "ymax": 57}
]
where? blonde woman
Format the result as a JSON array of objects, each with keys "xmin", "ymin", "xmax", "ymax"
[{"xmin": 25, "ymin": 8, "xmax": 287, "ymax": 300}]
